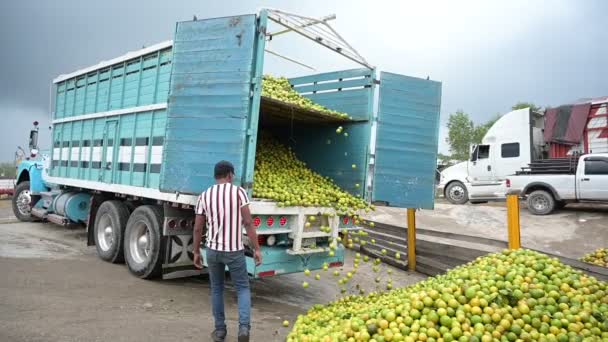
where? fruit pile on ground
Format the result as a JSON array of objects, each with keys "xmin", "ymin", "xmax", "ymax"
[
  {"xmin": 287, "ymin": 249, "xmax": 608, "ymax": 342},
  {"xmin": 581, "ymin": 248, "xmax": 608, "ymax": 268},
  {"xmin": 253, "ymin": 135, "xmax": 371, "ymax": 215},
  {"xmin": 262, "ymin": 75, "xmax": 349, "ymax": 119}
]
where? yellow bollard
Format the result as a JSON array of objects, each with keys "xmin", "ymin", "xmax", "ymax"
[
  {"xmin": 407, "ymin": 208, "xmax": 416, "ymax": 271},
  {"xmin": 506, "ymin": 191, "xmax": 521, "ymax": 249}
]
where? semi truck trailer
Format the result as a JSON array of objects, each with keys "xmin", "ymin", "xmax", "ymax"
[{"xmin": 13, "ymin": 9, "xmax": 441, "ymax": 280}]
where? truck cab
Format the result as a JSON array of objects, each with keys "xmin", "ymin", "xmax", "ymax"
[{"xmin": 438, "ymin": 108, "xmax": 544, "ymax": 204}]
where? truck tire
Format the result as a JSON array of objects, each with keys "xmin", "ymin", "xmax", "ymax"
[
  {"xmin": 445, "ymin": 181, "xmax": 468, "ymax": 205},
  {"xmin": 94, "ymin": 200, "xmax": 130, "ymax": 263},
  {"xmin": 12, "ymin": 181, "xmax": 36, "ymax": 222},
  {"xmin": 124, "ymin": 205, "xmax": 165, "ymax": 279},
  {"xmin": 527, "ymin": 190, "xmax": 555, "ymax": 215}
]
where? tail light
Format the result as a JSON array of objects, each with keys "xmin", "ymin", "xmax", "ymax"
[
  {"xmin": 266, "ymin": 216, "xmax": 274, "ymax": 227},
  {"xmin": 258, "ymin": 270, "xmax": 275, "ymax": 277},
  {"xmin": 329, "ymin": 261, "xmax": 343, "ymax": 267},
  {"xmin": 167, "ymin": 219, "xmax": 177, "ymax": 229},
  {"xmin": 257, "ymin": 235, "xmax": 267, "ymax": 246},
  {"xmin": 279, "ymin": 216, "xmax": 287, "ymax": 226},
  {"xmin": 506, "ymin": 179, "xmax": 511, "ymax": 188},
  {"xmin": 253, "ymin": 217, "xmax": 261, "ymax": 227}
]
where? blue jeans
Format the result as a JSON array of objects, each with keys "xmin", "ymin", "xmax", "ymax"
[{"xmin": 206, "ymin": 249, "xmax": 251, "ymax": 331}]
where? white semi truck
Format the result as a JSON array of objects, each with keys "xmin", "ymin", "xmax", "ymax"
[{"xmin": 437, "ymin": 108, "xmax": 545, "ymax": 204}]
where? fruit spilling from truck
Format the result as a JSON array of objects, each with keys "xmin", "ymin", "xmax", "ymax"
[
  {"xmin": 287, "ymin": 249, "xmax": 608, "ymax": 342},
  {"xmin": 12, "ymin": 10, "xmax": 441, "ymax": 280}
]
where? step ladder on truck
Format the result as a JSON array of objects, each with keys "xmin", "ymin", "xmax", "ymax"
[{"xmin": 13, "ymin": 9, "xmax": 442, "ymax": 280}]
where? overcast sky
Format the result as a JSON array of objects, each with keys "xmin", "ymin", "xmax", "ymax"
[{"xmin": 0, "ymin": 0, "xmax": 606, "ymax": 161}]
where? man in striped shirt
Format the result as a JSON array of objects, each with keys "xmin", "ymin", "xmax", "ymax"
[{"xmin": 193, "ymin": 160, "xmax": 262, "ymax": 342}]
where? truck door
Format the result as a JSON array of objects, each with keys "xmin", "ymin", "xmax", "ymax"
[
  {"xmin": 468, "ymin": 144, "xmax": 494, "ymax": 183},
  {"xmin": 371, "ymin": 72, "xmax": 441, "ymax": 209},
  {"xmin": 101, "ymin": 120, "xmax": 118, "ymax": 183},
  {"xmin": 578, "ymin": 156, "xmax": 608, "ymax": 200},
  {"xmin": 160, "ymin": 14, "xmax": 263, "ymax": 195}
]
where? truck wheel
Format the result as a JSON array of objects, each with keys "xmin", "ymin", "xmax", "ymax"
[
  {"xmin": 12, "ymin": 181, "xmax": 36, "ymax": 222},
  {"xmin": 445, "ymin": 181, "xmax": 468, "ymax": 204},
  {"xmin": 527, "ymin": 190, "xmax": 555, "ymax": 215},
  {"xmin": 124, "ymin": 205, "xmax": 165, "ymax": 279},
  {"xmin": 94, "ymin": 200, "xmax": 130, "ymax": 263}
]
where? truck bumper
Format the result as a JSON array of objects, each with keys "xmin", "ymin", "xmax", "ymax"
[{"xmin": 201, "ymin": 246, "xmax": 345, "ymax": 279}]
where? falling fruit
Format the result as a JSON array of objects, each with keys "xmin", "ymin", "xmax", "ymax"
[
  {"xmin": 371, "ymin": 239, "xmax": 376, "ymax": 244},
  {"xmin": 304, "ymin": 269, "xmax": 311, "ymax": 276},
  {"xmin": 282, "ymin": 320, "xmax": 290, "ymax": 327},
  {"xmin": 252, "ymin": 135, "xmax": 372, "ymax": 214},
  {"xmin": 315, "ymin": 274, "xmax": 321, "ymax": 280},
  {"xmin": 302, "ymin": 281, "xmax": 309, "ymax": 288},
  {"xmin": 304, "ymin": 222, "xmax": 311, "ymax": 228},
  {"xmin": 328, "ymin": 250, "xmax": 335, "ymax": 257},
  {"xmin": 395, "ymin": 252, "xmax": 401, "ymax": 259},
  {"xmin": 333, "ymin": 270, "xmax": 339, "ymax": 277},
  {"xmin": 369, "ymin": 222, "xmax": 375, "ymax": 227},
  {"xmin": 344, "ymin": 132, "xmax": 349, "ymax": 137},
  {"xmin": 351, "ymin": 164, "xmax": 357, "ymax": 169}
]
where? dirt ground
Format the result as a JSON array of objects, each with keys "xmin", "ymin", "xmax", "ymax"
[
  {"xmin": 367, "ymin": 199, "xmax": 608, "ymax": 259},
  {"xmin": 1, "ymin": 198, "xmax": 606, "ymax": 341},
  {"xmin": 0, "ymin": 200, "xmax": 425, "ymax": 342}
]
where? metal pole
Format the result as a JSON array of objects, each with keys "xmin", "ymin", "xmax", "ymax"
[
  {"xmin": 407, "ymin": 208, "xmax": 416, "ymax": 271},
  {"xmin": 506, "ymin": 190, "xmax": 521, "ymax": 249}
]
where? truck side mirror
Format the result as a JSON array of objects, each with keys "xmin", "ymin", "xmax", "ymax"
[{"xmin": 29, "ymin": 129, "xmax": 39, "ymax": 150}]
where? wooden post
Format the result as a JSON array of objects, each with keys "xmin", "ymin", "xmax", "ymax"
[
  {"xmin": 407, "ymin": 208, "xmax": 416, "ymax": 271},
  {"xmin": 506, "ymin": 190, "xmax": 521, "ymax": 249}
]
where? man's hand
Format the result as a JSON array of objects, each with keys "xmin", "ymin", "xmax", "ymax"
[
  {"xmin": 254, "ymin": 249, "xmax": 262, "ymax": 266},
  {"xmin": 193, "ymin": 252, "xmax": 203, "ymax": 269}
]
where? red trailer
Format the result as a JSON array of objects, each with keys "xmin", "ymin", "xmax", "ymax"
[{"xmin": 545, "ymin": 97, "xmax": 608, "ymax": 158}]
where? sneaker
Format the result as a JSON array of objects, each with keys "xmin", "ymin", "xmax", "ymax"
[
  {"xmin": 211, "ymin": 329, "xmax": 227, "ymax": 342},
  {"xmin": 237, "ymin": 326, "xmax": 250, "ymax": 342}
]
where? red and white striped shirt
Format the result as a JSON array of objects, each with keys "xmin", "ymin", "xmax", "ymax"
[{"xmin": 195, "ymin": 183, "xmax": 250, "ymax": 252}]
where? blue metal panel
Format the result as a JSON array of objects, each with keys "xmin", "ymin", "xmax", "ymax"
[
  {"xmin": 160, "ymin": 15, "xmax": 259, "ymax": 194},
  {"xmin": 289, "ymin": 68, "xmax": 373, "ymax": 121},
  {"xmin": 373, "ymin": 72, "xmax": 441, "ymax": 209}
]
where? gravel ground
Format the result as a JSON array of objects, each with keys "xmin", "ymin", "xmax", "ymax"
[{"xmin": 0, "ymin": 200, "xmax": 424, "ymax": 342}]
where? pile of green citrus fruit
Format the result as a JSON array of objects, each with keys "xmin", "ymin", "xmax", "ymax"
[
  {"xmin": 287, "ymin": 249, "xmax": 608, "ymax": 342},
  {"xmin": 253, "ymin": 135, "xmax": 370, "ymax": 215},
  {"xmin": 262, "ymin": 75, "xmax": 349, "ymax": 119},
  {"xmin": 581, "ymin": 248, "xmax": 608, "ymax": 268}
]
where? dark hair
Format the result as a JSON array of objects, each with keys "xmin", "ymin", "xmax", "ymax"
[{"xmin": 214, "ymin": 160, "xmax": 235, "ymax": 179}]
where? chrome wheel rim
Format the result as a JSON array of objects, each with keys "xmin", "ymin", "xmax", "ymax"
[
  {"xmin": 129, "ymin": 221, "xmax": 151, "ymax": 264},
  {"xmin": 532, "ymin": 196, "xmax": 549, "ymax": 211},
  {"xmin": 449, "ymin": 185, "xmax": 465, "ymax": 201},
  {"xmin": 97, "ymin": 213, "xmax": 114, "ymax": 251},
  {"xmin": 16, "ymin": 189, "xmax": 32, "ymax": 216}
]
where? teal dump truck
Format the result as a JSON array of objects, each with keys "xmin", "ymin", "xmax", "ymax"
[{"xmin": 13, "ymin": 9, "xmax": 441, "ymax": 280}]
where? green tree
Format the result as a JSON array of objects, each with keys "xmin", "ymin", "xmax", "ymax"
[
  {"xmin": 0, "ymin": 162, "xmax": 16, "ymax": 178},
  {"xmin": 512, "ymin": 102, "xmax": 540, "ymax": 113},
  {"xmin": 446, "ymin": 110, "xmax": 475, "ymax": 161}
]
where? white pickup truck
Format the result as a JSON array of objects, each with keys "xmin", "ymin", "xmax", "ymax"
[{"xmin": 507, "ymin": 153, "xmax": 608, "ymax": 215}]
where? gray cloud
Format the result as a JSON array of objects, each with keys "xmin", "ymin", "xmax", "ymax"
[{"xmin": 1, "ymin": 0, "xmax": 606, "ymax": 160}]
